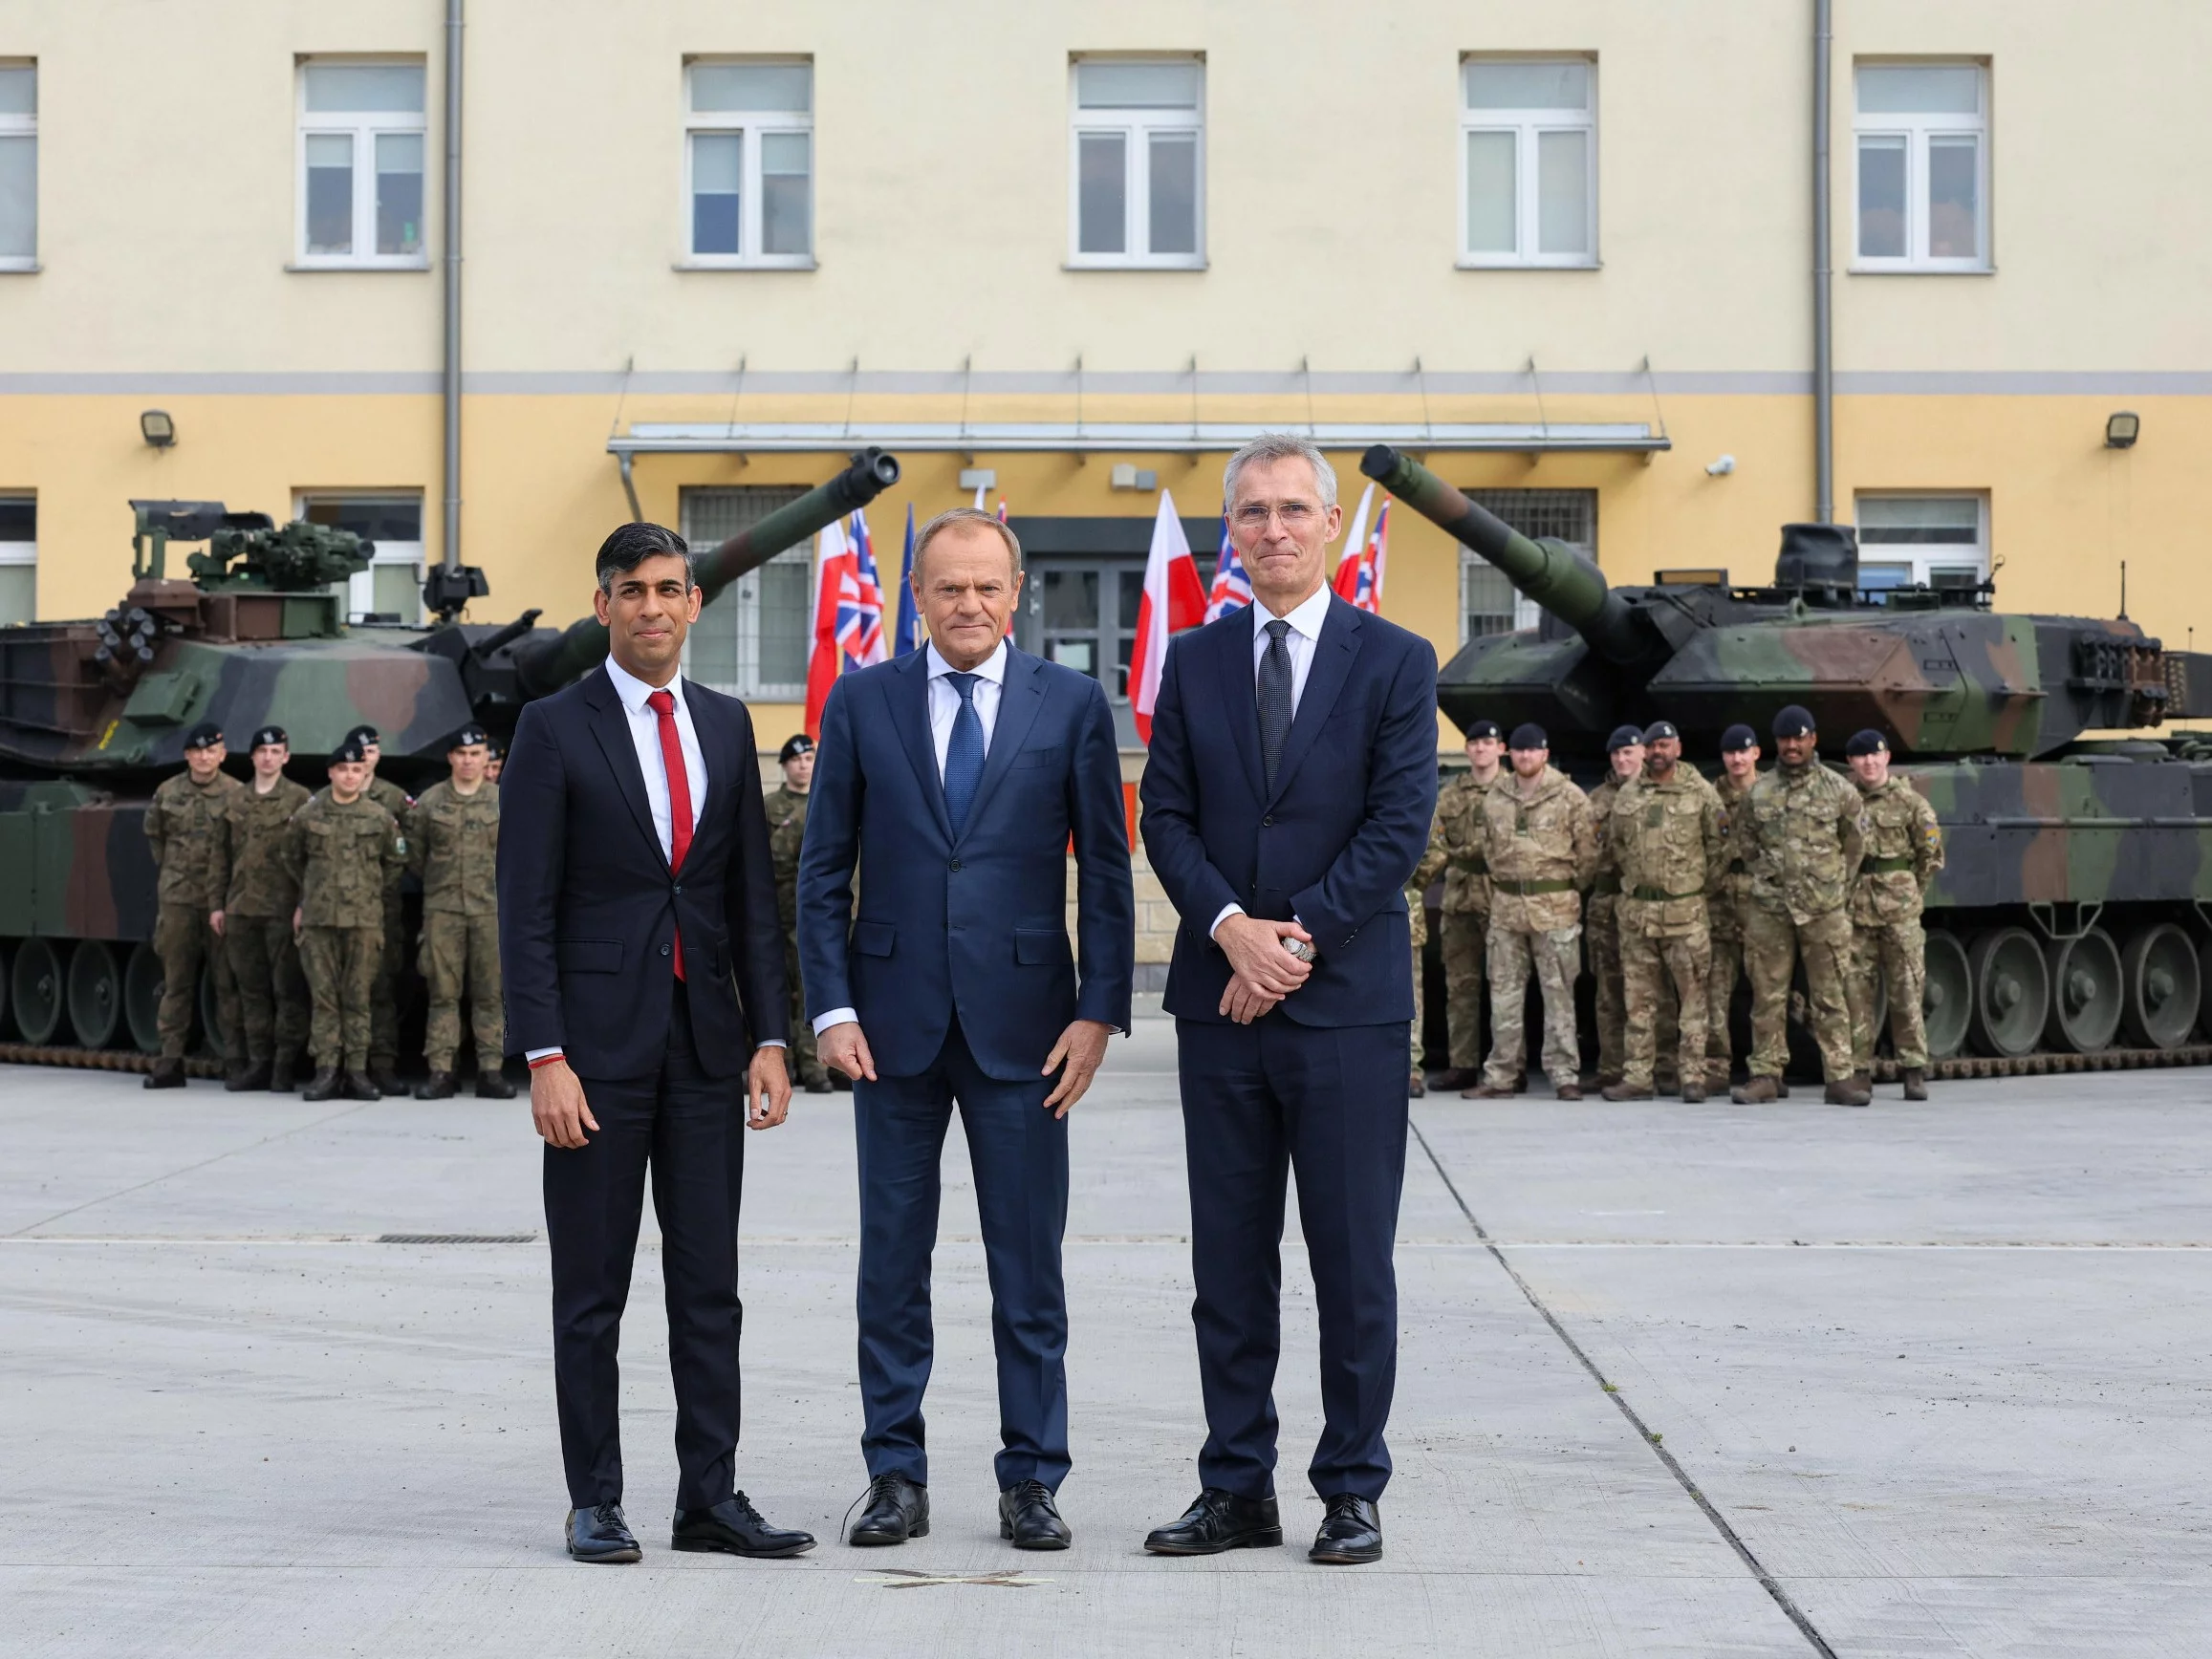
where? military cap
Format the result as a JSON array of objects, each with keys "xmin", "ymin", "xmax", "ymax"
[
  {"xmin": 450, "ymin": 723, "xmax": 489, "ymax": 749},
  {"xmin": 1719, "ymin": 723, "xmax": 1759, "ymax": 753},
  {"xmin": 1771, "ymin": 704, "xmax": 1817, "ymax": 739},
  {"xmin": 249, "ymin": 724, "xmax": 287, "ymax": 750},
  {"xmin": 1508, "ymin": 722, "xmax": 1549, "ymax": 751},
  {"xmin": 344, "ymin": 723, "xmax": 380, "ymax": 746},
  {"xmin": 1461, "ymin": 718, "xmax": 1503, "ymax": 743},
  {"xmin": 1846, "ymin": 729, "xmax": 1890, "ymax": 757},
  {"xmin": 1605, "ymin": 724, "xmax": 1645, "ymax": 753},
  {"xmin": 332, "ymin": 737, "xmax": 368, "ymax": 765},
  {"xmin": 183, "ymin": 721, "xmax": 225, "ymax": 750},
  {"xmin": 779, "ymin": 733, "xmax": 815, "ymax": 764},
  {"xmin": 1642, "ymin": 720, "xmax": 1681, "ymax": 743}
]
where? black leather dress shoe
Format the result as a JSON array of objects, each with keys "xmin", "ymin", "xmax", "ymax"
[
  {"xmin": 998, "ymin": 1479, "xmax": 1071, "ymax": 1550},
  {"xmin": 567, "ymin": 1501, "xmax": 640, "ymax": 1563},
  {"xmin": 1143, "ymin": 1489, "xmax": 1282, "ymax": 1555},
  {"xmin": 848, "ymin": 1471, "xmax": 928, "ymax": 1545},
  {"xmin": 671, "ymin": 1492, "xmax": 815, "ymax": 1559},
  {"xmin": 1309, "ymin": 1494, "xmax": 1382, "ymax": 1564}
]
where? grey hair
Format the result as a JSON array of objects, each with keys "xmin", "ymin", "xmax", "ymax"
[
  {"xmin": 911, "ymin": 506, "xmax": 1024, "ymax": 582},
  {"xmin": 1222, "ymin": 432, "xmax": 1339, "ymax": 512}
]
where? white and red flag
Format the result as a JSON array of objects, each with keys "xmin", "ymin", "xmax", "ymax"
[
  {"xmin": 1332, "ymin": 487, "xmax": 1389, "ymax": 614},
  {"xmin": 805, "ymin": 516, "xmax": 854, "ymax": 739},
  {"xmin": 1129, "ymin": 489, "xmax": 1207, "ymax": 744}
]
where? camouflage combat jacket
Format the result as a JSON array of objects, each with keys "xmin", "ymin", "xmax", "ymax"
[
  {"xmin": 1743, "ymin": 760, "xmax": 1867, "ymax": 923},
  {"xmin": 1481, "ymin": 765, "xmax": 1596, "ymax": 932},
  {"xmin": 1851, "ymin": 775, "xmax": 1943, "ymax": 928},
  {"xmin": 283, "ymin": 793, "xmax": 407, "ymax": 928},
  {"xmin": 144, "ymin": 770, "xmax": 244, "ymax": 908},
  {"xmin": 1426, "ymin": 769, "xmax": 1498, "ymax": 915},
  {"xmin": 765, "ymin": 785, "xmax": 810, "ymax": 932},
  {"xmin": 1612, "ymin": 767, "xmax": 1727, "ymax": 939},
  {"xmin": 406, "ymin": 780, "xmax": 500, "ymax": 916},
  {"xmin": 211, "ymin": 776, "xmax": 312, "ymax": 916},
  {"xmin": 1586, "ymin": 775, "xmax": 1636, "ymax": 902},
  {"xmin": 1709, "ymin": 771, "xmax": 1757, "ymax": 943}
]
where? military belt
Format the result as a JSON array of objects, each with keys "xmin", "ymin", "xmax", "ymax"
[
  {"xmin": 1862, "ymin": 855, "xmax": 1915, "ymax": 873},
  {"xmin": 1727, "ymin": 859, "xmax": 1746, "ymax": 874},
  {"xmin": 1630, "ymin": 886, "xmax": 1705, "ymax": 903},
  {"xmin": 1496, "ymin": 878, "xmax": 1574, "ymax": 896},
  {"xmin": 1591, "ymin": 873, "xmax": 1621, "ymax": 895}
]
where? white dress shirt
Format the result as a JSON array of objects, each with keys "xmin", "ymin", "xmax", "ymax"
[{"xmin": 1211, "ymin": 583, "xmax": 1334, "ymax": 940}]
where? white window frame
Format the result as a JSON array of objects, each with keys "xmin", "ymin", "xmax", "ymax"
[
  {"xmin": 1853, "ymin": 492, "xmax": 1990, "ymax": 591},
  {"xmin": 0, "ymin": 496, "xmax": 34, "ymax": 624},
  {"xmin": 682, "ymin": 58, "xmax": 814, "ymax": 269},
  {"xmin": 1458, "ymin": 56, "xmax": 1598, "ymax": 269},
  {"xmin": 1851, "ymin": 61, "xmax": 1989, "ymax": 273},
  {"xmin": 293, "ymin": 58, "xmax": 429, "ymax": 271},
  {"xmin": 295, "ymin": 493, "xmax": 424, "ymax": 624},
  {"xmin": 685, "ymin": 545, "xmax": 812, "ymax": 701},
  {"xmin": 1067, "ymin": 57, "xmax": 1206, "ymax": 270},
  {"xmin": 0, "ymin": 61, "xmax": 34, "ymax": 272}
]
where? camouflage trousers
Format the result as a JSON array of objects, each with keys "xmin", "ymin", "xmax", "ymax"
[
  {"xmin": 225, "ymin": 914, "xmax": 308, "ymax": 1064},
  {"xmin": 1439, "ymin": 909, "xmax": 1488, "ymax": 1070},
  {"xmin": 1744, "ymin": 905, "xmax": 1855, "ymax": 1084},
  {"xmin": 300, "ymin": 923, "xmax": 380, "ymax": 1071},
  {"xmin": 1484, "ymin": 922, "xmax": 1582, "ymax": 1091},
  {"xmin": 1704, "ymin": 931, "xmax": 1746, "ymax": 1084},
  {"xmin": 1620, "ymin": 924, "xmax": 1711, "ymax": 1090},
  {"xmin": 783, "ymin": 935, "xmax": 828, "ymax": 1087},
  {"xmin": 369, "ymin": 893, "xmax": 404, "ymax": 1068},
  {"xmin": 419, "ymin": 912, "xmax": 503, "ymax": 1074},
  {"xmin": 1585, "ymin": 894, "xmax": 1627, "ymax": 1081},
  {"xmin": 1407, "ymin": 897, "xmax": 1427, "ymax": 1070},
  {"xmin": 155, "ymin": 901, "xmax": 238, "ymax": 1063},
  {"xmin": 1850, "ymin": 918, "xmax": 1929, "ymax": 1071}
]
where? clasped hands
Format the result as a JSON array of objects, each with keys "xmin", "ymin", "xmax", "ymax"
[
  {"xmin": 818, "ymin": 1017, "xmax": 1113, "ymax": 1118},
  {"xmin": 1214, "ymin": 913, "xmax": 1314, "ymax": 1024}
]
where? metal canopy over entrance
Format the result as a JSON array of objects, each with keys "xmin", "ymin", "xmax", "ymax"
[{"xmin": 608, "ymin": 420, "xmax": 1670, "ymax": 457}]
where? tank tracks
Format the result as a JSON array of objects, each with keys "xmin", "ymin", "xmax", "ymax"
[
  {"xmin": 1876, "ymin": 1045, "xmax": 2212, "ymax": 1081},
  {"xmin": 0, "ymin": 1043, "xmax": 225, "ymax": 1077}
]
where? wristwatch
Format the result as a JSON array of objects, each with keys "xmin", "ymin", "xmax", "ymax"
[{"xmin": 1283, "ymin": 937, "xmax": 1318, "ymax": 964}]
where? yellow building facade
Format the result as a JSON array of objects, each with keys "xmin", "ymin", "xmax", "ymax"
[{"xmin": 1, "ymin": 0, "xmax": 2206, "ymax": 758}]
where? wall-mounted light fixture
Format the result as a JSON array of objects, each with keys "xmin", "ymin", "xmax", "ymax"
[
  {"xmin": 1109, "ymin": 463, "xmax": 1159, "ymax": 492},
  {"xmin": 957, "ymin": 467, "xmax": 997, "ymax": 492},
  {"xmin": 1704, "ymin": 454, "xmax": 1737, "ymax": 477},
  {"xmin": 140, "ymin": 409, "xmax": 177, "ymax": 448},
  {"xmin": 2105, "ymin": 411, "xmax": 2141, "ymax": 449}
]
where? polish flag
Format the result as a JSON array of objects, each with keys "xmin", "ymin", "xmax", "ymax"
[
  {"xmin": 1334, "ymin": 483, "xmax": 1375, "ymax": 604},
  {"xmin": 1129, "ymin": 489, "xmax": 1208, "ymax": 744},
  {"xmin": 805, "ymin": 516, "xmax": 854, "ymax": 739}
]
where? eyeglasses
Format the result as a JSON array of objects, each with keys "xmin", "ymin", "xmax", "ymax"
[{"xmin": 1230, "ymin": 502, "xmax": 1319, "ymax": 528}]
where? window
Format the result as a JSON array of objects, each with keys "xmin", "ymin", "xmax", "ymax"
[
  {"xmin": 684, "ymin": 61, "xmax": 813, "ymax": 265},
  {"xmin": 0, "ymin": 63, "xmax": 33, "ymax": 269},
  {"xmin": 683, "ymin": 486, "xmax": 809, "ymax": 699},
  {"xmin": 296, "ymin": 61, "xmax": 427, "ymax": 268},
  {"xmin": 1069, "ymin": 58, "xmax": 1204, "ymax": 268},
  {"xmin": 1854, "ymin": 63, "xmax": 1987, "ymax": 270},
  {"xmin": 0, "ymin": 497, "xmax": 33, "ymax": 623},
  {"xmin": 1460, "ymin": 57, "xmax": 1596, "ymax": 267},
  {"xmin": 1461, "ymin": 489, "xmax": 1595, "ymax": 641},
  {"xmin": 299, "ymin": 494, "xmax": 424, "ymax": 623},
  {"xmin": 1854, "ymin": 494, "xmax": 1988, "ymax": 595}
]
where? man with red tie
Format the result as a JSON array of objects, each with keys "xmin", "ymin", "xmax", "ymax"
[{"xmin": 498, "ymin": 522, "xmax": 811, "ymax": 1565}]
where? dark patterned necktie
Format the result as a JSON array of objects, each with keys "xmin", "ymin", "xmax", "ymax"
[
  {"xmin": 942, "ymin": 671, "xmax": 985, "ymax": 835},
  {"xmin": 1258, "ymin": 619, "xmax": 1293, "ymax": 790}
]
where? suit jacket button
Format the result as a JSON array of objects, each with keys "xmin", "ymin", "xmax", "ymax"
[
  {"xmin": 950, "ymin": 858, "xmax": 963, "ymax": 872},
  {"xmin": 1263, "ymin": 814, "xmax": 1274, "ymax": 827},
  {"xmin": 671, "ymin": 882, "xmax": 683, "ymax": 894},
  {"xmin": 661, "ymin": 943, "xmax": 672, "ymax": 957}
]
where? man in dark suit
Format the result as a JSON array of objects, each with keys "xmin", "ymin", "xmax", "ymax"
[
  {"xmin": 498, "ymin": 522, "xmax": 813, "ymax": 1565},
  {"xmin": 1138, "ymin": 434, "xmax": 1439, "ymax": 1566},
  {"xmin": 798, "ymin": 507, "xmax": 1134, "ymax": 1553}
]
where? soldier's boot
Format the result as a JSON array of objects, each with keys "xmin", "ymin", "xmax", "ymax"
[
  {"xmin": 804, "ymin": 1076, "xmax": 835, "ymax": 1094},
  {"xmin": 1464, "ymin": 1083, "xmax": 1517, "ymax": 1100},
  {"xmin": 269, "ymin": 1052, "xmax": 300, "ymax": 1094},
  {"xmin": 415, "ymin": 1071, "xmax": 457, "ymax": 1101},
  {"xmin": 225, "ymin": 1058, "xmax": 272, "ymax": 1093},
  {"xmin": 475, "ymin": 1068, "xmax": 517, "ymax": 1101},
  {"xmin": 1407, "ymin": 1071, "xmax": 1426, "ymax": 1098},
  {"xmin": 1900, "ymin": 1067, "xmax": 1928, "ymax": 1102},
  {"xmin": 1429, "ymin": 1067, "xmax": 1481, "ymax": 1091},
  {"xmin": 831, "ymin": 1073, "xmax": 854, "ymax": 1092},
  {"xmin": 1553, "ymin": 1082, "xmax": 1583, "ymax": 1102},
  {"xmin": 301, "ymin": 1066, "xmax": 344, "ymax": 1102},
  {"xmin": 340, "ymin": 1070, "xmax": 381, "ymax": 1103},
  {"xmin": 1600, "ymin": 1082, "xmax": 1654, "ymax": 1102},
  {"xmin": 1680, "ymin": 1080, "xmax": 1707, "ymax": 1104},
  {"xmin": 1825, "ymin": 1077, "xmax": 1873, "ymax": 1108},
  {"xmin": 143, "ymin": 1057, "xmax": 187, "ymax": 1090},
  {"xmin": 1731, "ymin": 1074, "xmax": 1781, "ymax": 1105},
  {"xmin": 369, "ymin": 1063, "xmax": 406, "ymax": 1098},
  {"xmin": 1774, "ymin": 1080, "xmax": 1791, "ymax": 1098}
]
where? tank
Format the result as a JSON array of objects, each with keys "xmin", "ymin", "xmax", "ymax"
[
  {"xmin": 0, "ymin": 449, "xmax": 900, "ymax": 1063},
  {"xmin": 1367, "ymin": 442, "xmax": 2212, "ymax": 1073}
]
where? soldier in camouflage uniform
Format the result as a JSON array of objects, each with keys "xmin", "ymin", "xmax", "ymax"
[
  {"xmin": 1603, "ymin": 721, "xmax": 1727, "ymax": 1102},
  {"xmin": 335, "ymin": 723, "xmax": 415, "ymax": 1095},
  {"xmin": 1469, "ymin": 723, "xmax": 1596, "ymax": 1101},
  {"xmin": 209, "ymin": 724, "xmax": 311, "ymax": 1092},
  {"xmin": 1583, "ymin": 724, "xmax": 1647, "ymax": 1088},
  {"xmin": 766, "ymin": 733, "xmax": 832, "ymax": 1093},
  {"xmin": 1732, "ymin": 705, "xmax": 1869, "ymax": 1107},
  {"xmin": 1702, "ymin": 724, "xmax": 1761, "ymax": 1090},
  {"xmin": 285, "ymin": 737, "xmax": 408, "ymax": 1102},
  {"xmin": 407, "ymin": 723, "xmax": 513, "ymax": 1101},
  {"xmin": 1423, "ymin": 717, "xmax": 1504, "ymax": 1090},
  {"xmin": 1844, "ymin": 730, "xmax": 1945, "ymax": 1102},
  {"xmin": 143, "ymin": 721, "xmax": 243, "ymax": 1088}
]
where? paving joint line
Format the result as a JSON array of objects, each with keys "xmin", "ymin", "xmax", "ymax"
[{"xmin": 1410, "ymin": 1116, "xmax": 1840, "ymax": 1659}]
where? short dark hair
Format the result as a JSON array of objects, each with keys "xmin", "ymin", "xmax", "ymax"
[{"xmin": 596, "ymin": 522, "xmax": 694, "ymax": 594}]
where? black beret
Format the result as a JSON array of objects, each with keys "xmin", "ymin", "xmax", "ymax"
[
  {"xmin": 250, "ymin": 724, "xmax": 287, "ymax": 750},
  {"xmin": 1771, "ymin": 704, "xmax": 1816, "ymax": 739},
  {"xmin": 183, "ymin": 722, "xmax": 225, "ymax": 750},
  {"xmin": 1846, "ymin": 729, "xmax": 1890, "ymax": 757},
  {"xmin": 451, "ymin": 723, "xmax": 489, "ymax": 749},
  {"xmin": 1508, "ymin": 722, "xmax": 1549, "ymax": 750},
  {"xmin": 1720, "ymin": 723, "xmax": 1759, "ymax": 753},
  {"xmin": 1642, "ymin": 720, "xmax": 1681, "ymax": 743},
  {"xmin": 344, "ymin": 723, "xmax": 380, "ymax": 746},
  {"xmin": 779, "ymin": 733, "xmax": 815, "ymax": 763},
  {"xmin": 1462, "ymin": 719, "xmax": 1503, "ymax": 743},
  {"xmin": 332, "ymin": 738, "xmax": 368, "ymax": 765},
  {"xmin": 1606, "ymin": 724, "xmax": 1645, "ymax": 753}
]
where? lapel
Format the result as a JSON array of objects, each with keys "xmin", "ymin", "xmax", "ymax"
[
  {"xmin": 1213, "ymin": 606, "xmax": 1267, "ymax": 805},
  {"xmin": 1265, "ymin": 595, "xmax": 1364, "ymax": 808},
  {"xmin": 959, "ymin": 647, "xmax": 1047, "ymax": 843},
  {"xmin": 891, "ymin": 650, "xmax": 955, "ymax": 845},
  {"xmin": 582, "ymin": 665, "xmax": 663, "ymax": 864},
  {"xmin": 678, "ymin": 678, "xmax": 720, "ymax": 862}
]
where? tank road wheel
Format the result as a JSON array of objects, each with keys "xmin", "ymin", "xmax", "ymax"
[
  {"xmin": 1921, "ymin": 930, "xmax": 1971, "ymax": 1061},
  {"xmin": 0, "ymin": 941, "xmax": 11, "ymax": 1037},
  {"xmin": 11, "ymin": 937, "xmax": 64, "ymax": 1045},
  {"xmin": 1966, "ymin": 927, "xmax": 2049, "ymax": 1059},
  {"xmin": 2043, "ymin": 928, "xmax": 2123, "ymax": 1054},
  {"xmin": 2119, "ymin": 923, "xmax": 2200, "ymax": 1051},
  {"xmin": 123, "ymin": 943, "xmax": 163, "ymax": 1055},
  {"xmin": 66, "ymin": 940, "xmax": 122, "ymax": 1050}
]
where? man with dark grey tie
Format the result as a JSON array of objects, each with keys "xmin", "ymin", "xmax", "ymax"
[{"xmin": 799, "ymin": 508, "xmax": 1135, "ymax": 1553}]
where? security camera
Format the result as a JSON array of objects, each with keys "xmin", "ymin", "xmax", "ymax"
[{"xmin": 1704, "ymin": 455, "xmax": 1736, "ymax": 477}]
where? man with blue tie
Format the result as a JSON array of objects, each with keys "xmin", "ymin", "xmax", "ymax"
[
  {"xmin": 799, "ymin": 507, "xmax": 1135, "ymax": 1552},
  {"xmin": 1139, "ymin": 434, "xmax": 1439, "ymax": 1565}
]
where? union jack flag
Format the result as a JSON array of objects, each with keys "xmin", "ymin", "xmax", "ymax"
[
  {"xmin": 1204, "ymin": 518, "xmax": 1251, "ymax": 623},
  {"xmin": 836, "ymin": 508, "xmax": 887, "ymax": 667}
]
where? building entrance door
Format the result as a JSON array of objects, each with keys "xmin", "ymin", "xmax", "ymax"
[{"xmin": 1020, "ymin": 557, "xmax": 1143, "ymax": 745}]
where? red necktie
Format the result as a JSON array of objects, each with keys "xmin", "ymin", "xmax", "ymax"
[{"xmin": 647, "ymin": 688, "xmax": 693, "ymax": 980}]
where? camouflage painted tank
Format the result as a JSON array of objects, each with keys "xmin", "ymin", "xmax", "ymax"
[
  {"xmin": 1367, "ymin": 443, "xmax": 2212, "ymax": 1068},
  {"xmin": 0, "ymin": 451, "xmax": 900, "ymax": 1058}
]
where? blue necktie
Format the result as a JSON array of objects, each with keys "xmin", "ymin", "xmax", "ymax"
[{"xmin": 942, "ymin": 671, "xmax": 985, "ymax": 836}]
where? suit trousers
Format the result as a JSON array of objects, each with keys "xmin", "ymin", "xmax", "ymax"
[
  {"xmin": 545, "ymin": 980, "xmax": 746, "ymax": 1511},
  {"xmin": 1177, "ymin": 1017, "xmax": 1408, "ymax": 1503},
  {"xmin": 855, "ymin": 1014, "xmax": 1071, "ymax": 1493}
]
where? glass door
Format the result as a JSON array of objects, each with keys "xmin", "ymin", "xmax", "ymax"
[{"xmin": 1022, "ymin": 557, "xmax": 1144, "ymax": 744}]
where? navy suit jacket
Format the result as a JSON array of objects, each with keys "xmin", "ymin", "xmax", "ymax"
[
  {"xmin": 796, "ymin": 645, "xmax": 1136, "ymax": 1083},
  {"xmin": 1139, "ymin": 593, "xmax": 1439, "ymax": 1026},
  {"xmin": 496, "ymin": 664, "xmax": 788, "ymax": 1080}
]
